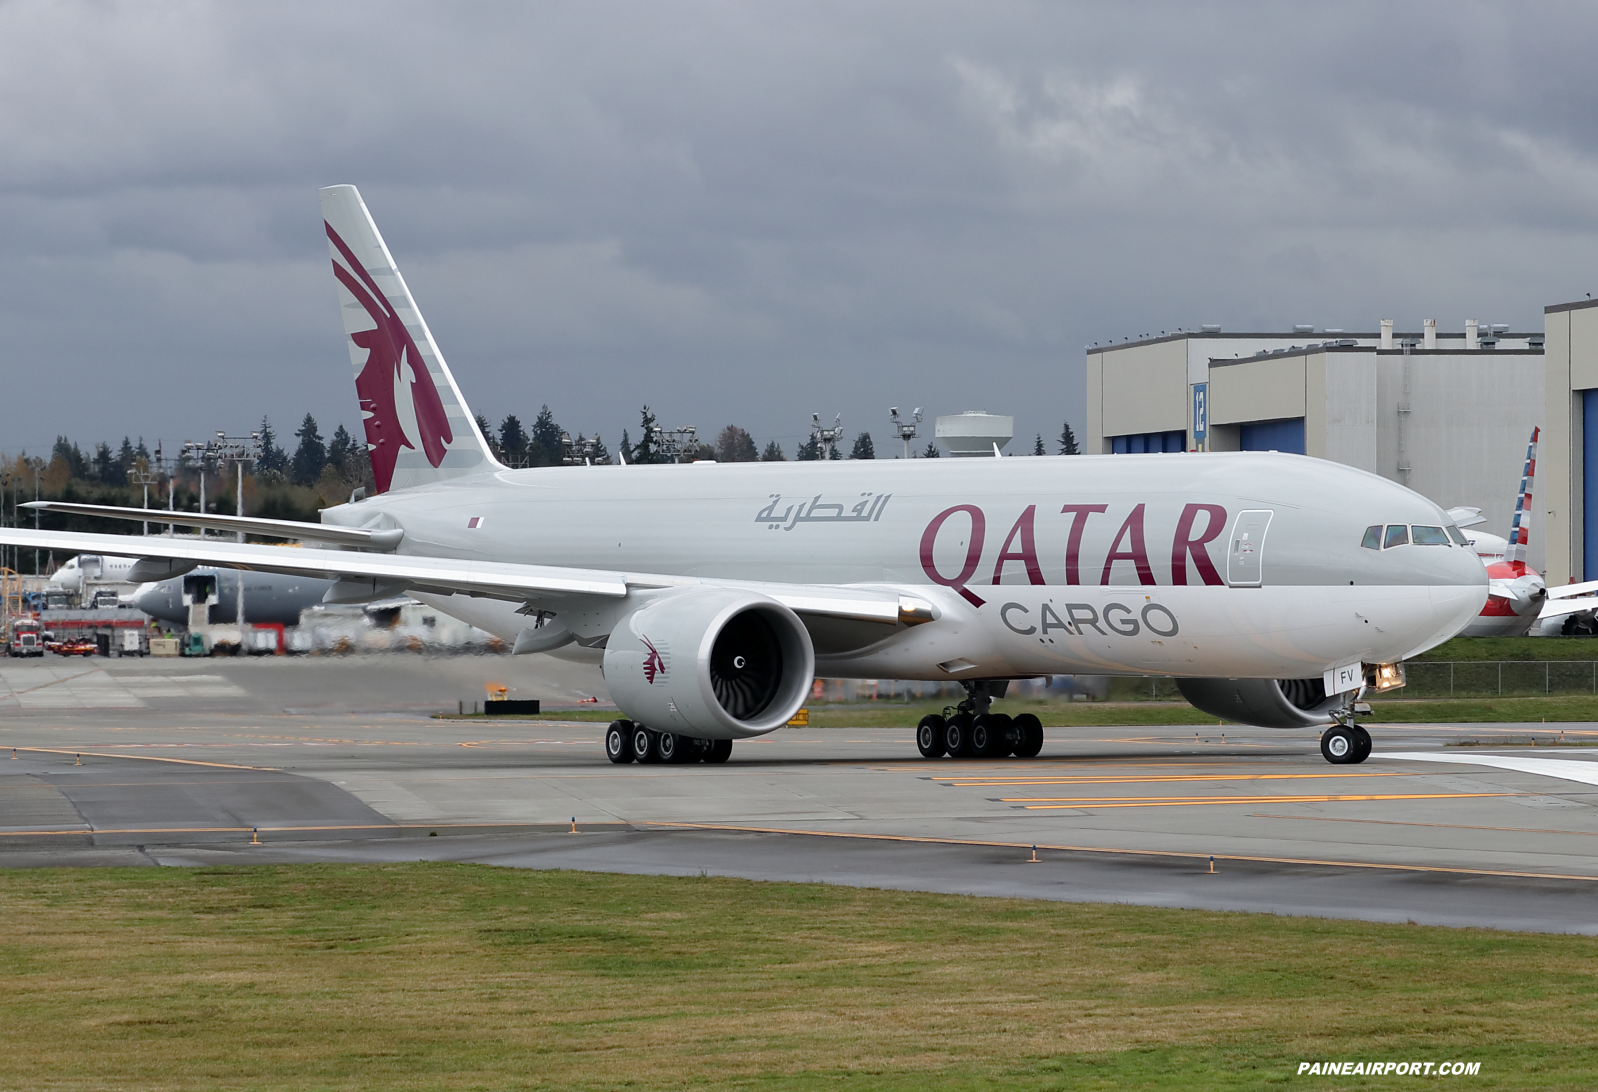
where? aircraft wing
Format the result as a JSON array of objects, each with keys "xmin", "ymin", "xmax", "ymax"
[{"xmin": 0, "ymin": 527, "xmax": 922, "ymax": 626}]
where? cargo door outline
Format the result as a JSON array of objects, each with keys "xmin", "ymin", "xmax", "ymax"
[{"xmin": 1226, "ymin": 509, "xmax": 1273, "ymax": 587}]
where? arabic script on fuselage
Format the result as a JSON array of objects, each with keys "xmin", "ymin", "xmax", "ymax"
[{"xmin": 756, "ymin": 493, "xmax": 891, "ymax": 531}]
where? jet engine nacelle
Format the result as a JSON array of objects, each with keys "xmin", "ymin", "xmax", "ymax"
[
  {"xmin": 602, "ymin": 587, "xmax": 815, "ymax": 740},
  {"xmin": 1175, "ymin": 677, "xmax": 1351, "ymax": 729}
]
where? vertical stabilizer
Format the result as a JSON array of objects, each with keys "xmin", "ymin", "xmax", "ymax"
[
  {"xmin": 1505, "ymin": 426, "xmax": 1539, "ymax": 565},
  {"xmin": 319, "ymin": 185, "xmax": 501, "ymax": 493}
]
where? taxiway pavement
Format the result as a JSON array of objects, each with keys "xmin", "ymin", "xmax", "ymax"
[{"xmin": 2, "ymin": 656, "xmax": 1596, "ymax": 933}]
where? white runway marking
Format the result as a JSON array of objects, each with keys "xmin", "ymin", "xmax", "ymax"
[{"xmin": 1383, "ymin": 752, "xmax": 1598, "ymax": 788}]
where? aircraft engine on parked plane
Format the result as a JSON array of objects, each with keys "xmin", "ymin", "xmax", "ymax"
[
  {"xmin": 1175, "ymin": 677, "xmax": 1347, "ymax": 730},
  {"xmin": 602, "ymin": 588, "xmax": 816, "ymax": 748}
]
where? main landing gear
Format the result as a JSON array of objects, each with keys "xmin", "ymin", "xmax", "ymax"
[
  {"xmin": 605, "ymin": 720, "xmax": 733, "ymax": 765},
  {"xmin": 915, "ymin": 680, "xmax": 1045, "ymax": 760},
  {"xmin": 1320, "ymin": 722, "xmax": 1372, "ymax": 765}
]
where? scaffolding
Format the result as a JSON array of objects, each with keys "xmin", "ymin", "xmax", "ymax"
[{"xmin": 1, "ymin": 567, "xmax": 22, "ymax": 646}]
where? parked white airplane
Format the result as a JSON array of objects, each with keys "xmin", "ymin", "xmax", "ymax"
[
  {"xmin": 7, "ymin": 186, "xmax": 1488, "ymax": 765},
  {"xmin": 48, "ymin": 553, "xmax": 140, "ymax": 593}
]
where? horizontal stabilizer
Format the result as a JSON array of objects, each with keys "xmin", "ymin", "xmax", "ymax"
[{"xmin": 23, "ymin": 501, "xmax": 401, "ymax": 550}]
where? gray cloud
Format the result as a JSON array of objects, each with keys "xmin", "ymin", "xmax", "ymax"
[{"xmin": 3, "ymin": 0, "xmax": 1597, "ymax": 457}]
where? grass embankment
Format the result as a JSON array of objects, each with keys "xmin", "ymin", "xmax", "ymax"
[
  {"xmin": 1414, "ymin": 636, "xmax": 1598, "ymax": 662},
  {"xmin": 1, "ymin": 864, "xmax": 1593, "ymax": 1089}
]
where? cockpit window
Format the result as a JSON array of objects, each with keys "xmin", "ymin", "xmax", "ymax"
[
  {"xmin": 1447, "ymin": 525, "xmax": 1468, "ymax": 546},
  {"xmin": 1383, "ymin": 524, "xmax": 1410, "ymax": 549},
  {"xmin": 1360, "ymin": 525, "xmax": 1382, "ymax": 550},
  {"xmin": 1412, "ymin": 525, "xmax": 1450, "ymax": 545}
]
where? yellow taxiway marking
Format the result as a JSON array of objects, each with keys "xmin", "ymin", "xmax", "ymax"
[
  {"xmin": 1249, "ymin": 813, "xmax": 1598, "ymax": 837},
  {"xmin": 938, "ymin": 771, "xmax": 1423, "ymax": 787},
  {"xmin": 10, "ymin": 747, "xmax": 270, "ymax": 771},
  {"xmin": 1010, "ymin": 792, "xmax": 1521, "ymax": 810},
  {"xmin": 642, "ymin": 821, "xmax": 1598, "ymax": 883}
]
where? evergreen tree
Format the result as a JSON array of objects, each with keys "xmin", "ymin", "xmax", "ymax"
[
  {"xmin": 1058, "ymin": 421, "xmax": 1080, "ymax": 455},
  {"xmin": 117, "ymin": 437, "xmax": 136, "ymax": 478},
  {"xmin": 50, "ymin": 437, "xmax": 85, "ymax": 480},
  {"xmin": 1033, "ymin": 433, "xmax": 1045, "ymax": 456},
  {"xmin": 795, "ymin": 435, "xmax": 820, "ymax": 461},
  {"xmin": 291, "ymin": 414, "xmax": 326, "ymax": 486},
  {"xmin": 135, "ymin": 437, "xmax": 151, "ymax": 462},
  {"xmin": 761, "ymin": 440, "xmax": 785, "ymax": 462},
  {"xmin": 94, "ymin": 442, "xmax": 117, "ymax": 485},
  {"xmin": 716, "ymin": 425, "xmax": 759, "ymax": 462},
  {"xmin": 328, "ymin": 424, "xmax": 356, "ymax": 476},
  {"xmin": 921, "ymin": 441, "xmax": 941, "ymax": 458},
  {"xmin": 618, "ymin": 429, "xmax": 633, "ymax": 464},
  {"xmin": 849, "ymin": 432, "xmax": 875, "ymax": 460},
  {"xmin": 498, "ymin": 415, "xmax": 529, "ymax": 467},
  {"xmin": 530, "ymin": 405, "xmax": 564, "ymax": 466},
  {"xmin": 474, "ymin": 414, "xmax": 502, "ymax": 461},
  {"xmin": 632, "ymin": 407, "xmax": 661, "ymax": 464},
  {"xmin": 255, "ymin": 417, "xmax": 287, "ymax": 474},
  {"xmin": 588, "ymin": 434, "xmax": 611, "ymax": 465}
]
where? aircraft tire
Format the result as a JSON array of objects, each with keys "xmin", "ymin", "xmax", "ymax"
[
  {"xmin": 943, "ymin": 714, "xmax": 975, "ymax": 758},
  {"xmin": 657, "ymin": 731, "xmax": 683, "ymax": 763},
  {"xmin": 916, "ymin": 715, "xmax": 948, "ymax": 758},
  {"xmin": 1320, "ymin": 725, "xmax": 1359, "ymax": 764},
  {"xmin": 706, "ymin": 739, "xmax": 733, "ymax": 763},
  {"xmin": 632, "ymin": 726, "xmax": 660, "ymax": 764},
  {"xmin": 1351, "ymin": 725, "xmax": 1372, "ymax": 763},
  {"xmin": 606, "ymin": 721, "xmax": 634, "ymax": 764},
  {"xmin": 1011, "ymin": 714, "xmax": 1044, "ymax": 758},
  {"xmin": 972, "ymin": 714, "xmax": 1009, "ymax": 758}
]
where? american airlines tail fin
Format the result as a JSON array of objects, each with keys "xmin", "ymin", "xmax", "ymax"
[
  {"xmin": 1505, "ymin": 425, "xmax": 1539, "ymax": 565},
  {"xmin": 319, "ymin": 185, "xmax": 502, "ymax": 494}
]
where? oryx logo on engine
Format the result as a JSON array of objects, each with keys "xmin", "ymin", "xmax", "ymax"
[{"xmin": 640, "ymin": 636, "xmax": 667, "ymax": 683}]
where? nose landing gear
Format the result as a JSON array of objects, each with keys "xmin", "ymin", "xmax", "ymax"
[{"xmin": 1320, "ymin": 721, "xmax": 1372, "ymax": 764}]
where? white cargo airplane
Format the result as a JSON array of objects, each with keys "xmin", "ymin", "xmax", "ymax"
[{"xmin": 7, "ymin": 186, "xmax": 1488, "ymax": 766}]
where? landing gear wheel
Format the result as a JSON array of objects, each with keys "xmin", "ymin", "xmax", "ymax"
[
  {"xmin": 1320, "ymin": 725, "xmax": 1360, "ymax": 764},
  {"xmin": 943, "ymin": 713, "xmax": 975, "ymax": 758},
  {"xmin": 1011, "ymin": 713, "xmax": 1044, "ymax": 758},
  {"xmin": 972, "ymin": 713, "xmax": 1010, "ymax": 758},
  {"xmin": 632, "ymin": 726, "xmax": 660, "ymax": 764},
  {"xmin": 1351, "ymin": 724, "xmax": 1372, "ymax": 763},
  {"xmin": 916, "ymin": 715, "xmax": 948, "ymax": 758},
  {"xmin": 606, "ymin": 720, "xmax": 634, "ymax": 764},
  {"xmin": 657, "ymin": 731, "xmax": 683, "ymax": 763},
  {"xmin": 706, "ymin": 739, "xmax": 733, "ymax": 764}
]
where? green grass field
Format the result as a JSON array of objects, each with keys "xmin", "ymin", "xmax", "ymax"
[{"xmin": 1, "ymin": 864, "xmax": 1594, "ymax": 1090}]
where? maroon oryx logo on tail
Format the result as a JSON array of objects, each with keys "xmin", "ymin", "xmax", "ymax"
[
  {"xmin": 641, "ymin": 636, "xmax": 666, "ymax": 683},
  {"xmin": 326, "ymin": 222, "xmax": 454, "ymax": 493}
]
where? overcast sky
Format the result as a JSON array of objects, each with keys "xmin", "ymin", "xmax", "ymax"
[{"xmin": 3, "ymin": 0, "xmax": 1597, "ymax": 460}]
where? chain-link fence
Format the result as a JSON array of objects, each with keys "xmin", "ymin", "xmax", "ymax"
[{"xmin": 1397, "ymin": 661, "xmax": 1598, "ymax": 697}]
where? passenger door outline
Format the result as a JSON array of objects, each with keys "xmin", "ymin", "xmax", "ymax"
[{"xmin": 1226, "ymin": 509, "xmax": 1273, "ymax": 587}]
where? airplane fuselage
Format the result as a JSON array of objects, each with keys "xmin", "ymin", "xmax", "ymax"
[{"xmin": 323, "ymin": 450, "xmax": 1488, "ymax": 683}]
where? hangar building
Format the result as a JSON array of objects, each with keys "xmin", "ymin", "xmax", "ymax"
[
  {"xmin": 1540, "ymin": 299, "xmax": 1598, "ymax": 585},
  {"xmin": 1085, "ymin": 322, "xmax": 1546, "ymax": 571}
]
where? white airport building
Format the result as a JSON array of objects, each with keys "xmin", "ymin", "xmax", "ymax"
[{"xmin": 1085, "ymin": 322, "xmax": 1546, "ymax": 572}]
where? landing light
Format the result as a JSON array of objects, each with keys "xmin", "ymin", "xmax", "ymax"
[{"xmin": 1364, "ymin": 662, "xmax": 1405, "ymax": 692}]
